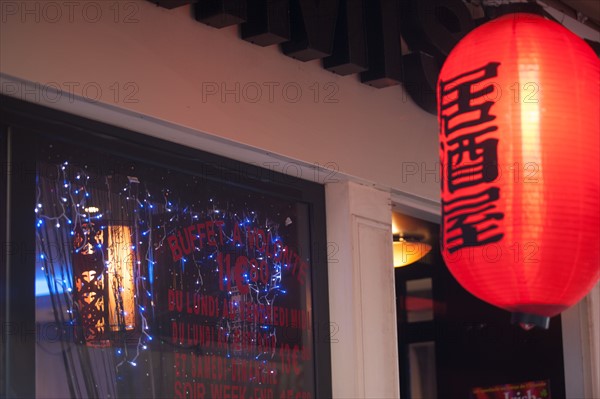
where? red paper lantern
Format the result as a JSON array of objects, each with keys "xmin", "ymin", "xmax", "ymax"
[{"xmin": 438, "ymin": 13, "xmax": 600, "ymax": 328}]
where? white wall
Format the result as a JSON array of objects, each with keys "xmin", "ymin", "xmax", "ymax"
[{"xmin": 0, "ymin": 0, "xmax": 440, "ymax": 204}]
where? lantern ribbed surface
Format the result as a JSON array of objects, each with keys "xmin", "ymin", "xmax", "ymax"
[{"xmin": 438, "ymin": 13, "xmax": 600, "ymax": 320}]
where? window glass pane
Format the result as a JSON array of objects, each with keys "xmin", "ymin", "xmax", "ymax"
[
  {"xmin": 408, "ymin": 341, "xmax": 437, "ymax": 399},
  {"xmin": 406, "ymin": 278, "xmax": 433, "ymax": 323},
  {"xmin": 35, "ymin": 137, "xmax": 315, "ymax": 398}
]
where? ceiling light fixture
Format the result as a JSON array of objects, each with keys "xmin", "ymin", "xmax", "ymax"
[{"xmin": 393, "ymin": 234, "xmax": 432, "ymax": 268}]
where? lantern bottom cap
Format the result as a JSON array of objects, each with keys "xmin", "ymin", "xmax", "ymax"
[{"xmin": 511, "ymin": 312, "xmax": 550, "ymax": 330}]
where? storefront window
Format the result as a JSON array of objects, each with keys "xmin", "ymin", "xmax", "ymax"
[{"xmin": 2, "ymin": 97, "xmax": 330, "ymax": 398}]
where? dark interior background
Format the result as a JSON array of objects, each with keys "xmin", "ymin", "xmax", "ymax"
[{"xmin": 394, "ymin": 215, "xmax": 565, "ymax": 399}]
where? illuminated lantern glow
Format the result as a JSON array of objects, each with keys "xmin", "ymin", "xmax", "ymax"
[
  {"xmin": 438, "ymin": 13, "xmax": 600, "ymax": 328},
  {"xmin": 73, "ymin": 221, "xmax": 136, "ymax": 345}
]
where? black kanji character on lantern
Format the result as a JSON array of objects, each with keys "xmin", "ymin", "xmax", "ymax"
[
  {"xmin": 439, "ymin": 62, "xmax": 500, "ymax": 137},
  {"xmin": 443, "ymin": 187, "xmax": 504, "ymax": 253},
  {"xmin": 445, "ymin": 127, "xmax": 499, "ymax": 193}
]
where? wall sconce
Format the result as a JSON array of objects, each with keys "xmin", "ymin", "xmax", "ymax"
[{"xmin": 393, "ymin": 234, "xmax": 432, "ymax": 268}]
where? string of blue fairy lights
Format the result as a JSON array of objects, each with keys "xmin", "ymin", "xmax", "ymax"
[{"xmin": 36, "ymin": 159, "xmax": 299, "ymax": 391}]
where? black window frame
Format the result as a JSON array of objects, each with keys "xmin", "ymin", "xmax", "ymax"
[{"xmin": 0, "ymin": 94, "xmax": 332, "ymax": 399}]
